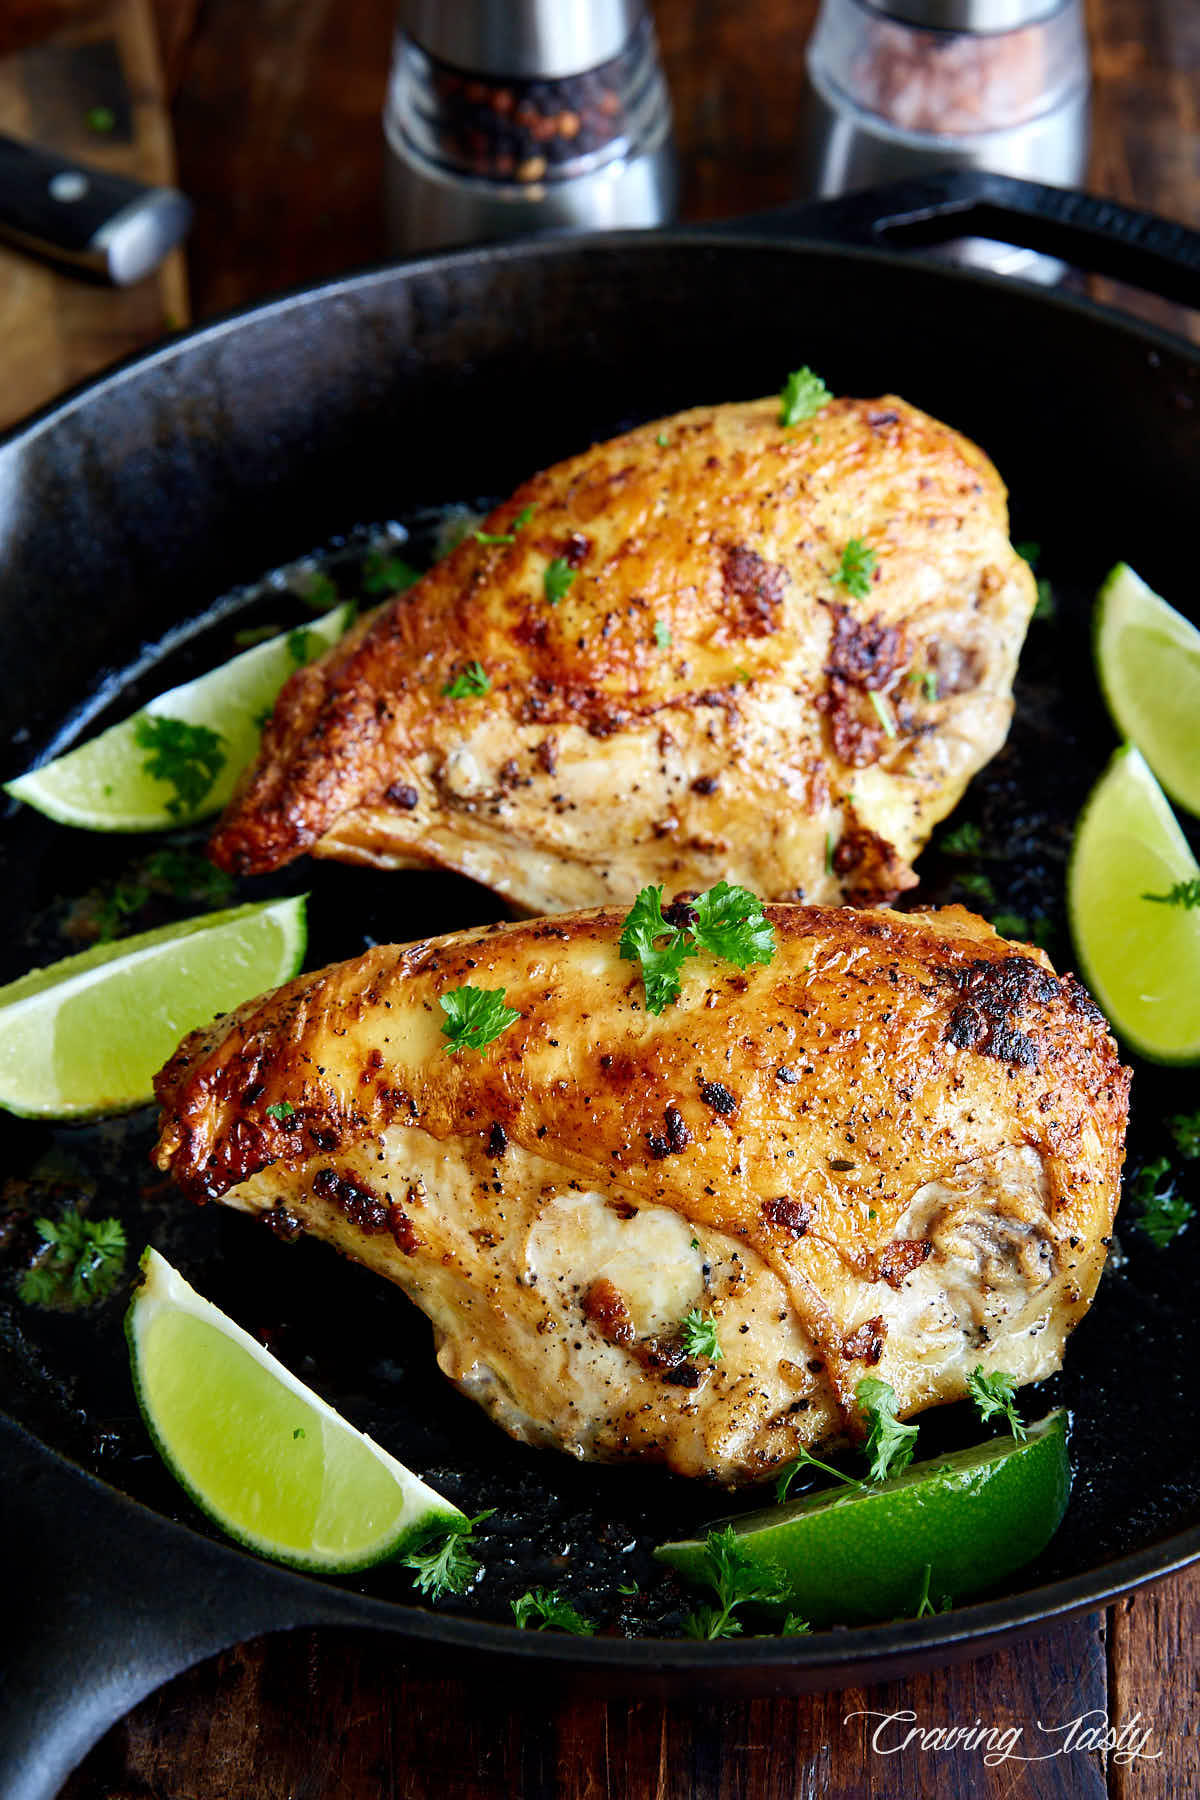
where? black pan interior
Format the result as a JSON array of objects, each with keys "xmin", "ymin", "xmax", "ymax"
[{"xmin": 1, "ymin": 235, "xmax": 1198, "ymax": 1650}]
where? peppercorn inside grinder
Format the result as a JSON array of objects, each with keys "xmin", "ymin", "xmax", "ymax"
[
  {"xmin": 384, "ymin": 0, "xmax": 677, "ymax": 253},
  {"xmin": 799, "ymin": 0, "xmax": 1089, "ymax": 279}
]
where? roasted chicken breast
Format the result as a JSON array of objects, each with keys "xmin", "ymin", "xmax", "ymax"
[
  {"xmin": 153, "ymin": 903, "xmax": 1128, "ymax": 1485},
  {"xmin": 210, "ymin": 394, "xmax": 1037, "ymax": 911}
]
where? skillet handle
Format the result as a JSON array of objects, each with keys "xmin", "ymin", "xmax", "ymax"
[
  {"xmin": 0, "ymin": 1418, "xmax": 353, "ymax": 1800},
  {"xmin": 716, "ymin": 169, "xmax": 1200, "ymax": 313}
]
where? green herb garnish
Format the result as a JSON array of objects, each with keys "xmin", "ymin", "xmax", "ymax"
[
  {"xmin": 441, "ymin": 661, "xmax": 490, "ymax": 700},
  {"xmin": 779, "ymin": 367, "xmax": 832, "ymax": 427},
  {"xmin": 913, "ymin": 1563, "xmax": 952, "ymax": 1618},
  {"xmin": 679, "ymin": 1309, "xmax": 723, "ymax": 1363},
  {"xmin": 780, "ymin": 1613, "xmax": 812, "ymax": 1636},
  {"xmin": 656, "ymin": 431, "xmax": 670, "ymax": 448},
  {"xmin": 855, "ymin": 1376, "xmax": 919, "ymax": 1483},
  {"xmin": 1142, "ymin": 878, "xmax": 1200, "ymax": 910},
  {"xmin": 1032, "ymin": 579, "xmax": 1055, "ymax": 622},
  {"xmin": 265, "ymin": 1101, "xmax": 296, "ymax": 1123},
  {"xmin": 681, "ymin": 1526, "xmax": 787, "ymax": 1639},
  {"xmin": 511, "ymin": 1587, "xmax": 595, "ymax": 1635},
  {"xmin": 990, "ymin": 912, "xmax": 1030, "ymax": 941},
  {"xmin": 287, "ymin": 626, "xmax": 313, "ymax": 666},
  {"xmin": 363, "ymin": 550, "xmax": 422, "ymax": 595},
  {"xmin": 653, "ymin": 619, "xmax": 672, "ymax": 650},
  {"xmin": 1130, "ymin": 1156, "xmax": 1194, "ymax": 1247},
  {"xmin": 774, "ymin": 1444, "xmax": 865, "ymax": 1503},
  {"xmin": 1168, "ymin": 1110, "xmax": 1200, "ymax": 1160},
  {"xmin": 85, "ymin": 105, "xmax": 116, "ymax": 134},
  {"xmin": 957, "ymin": 871, "xmax": 996, "ymax": 905},
  {"xmin": 835, "ymin": 538, "xmax": 877, "ymax": 600},
  {"xmin": 544, "ymin": 558, "xmax": 575, "ymax": 605},
  {"xmin": 19, "ymin": 1211, "xmax": 126, "ymax": 1309},
  {"xmin": 133, "ymin": 715, "xmax": 226, "ymax": 818},
  {"xmin": 618, "ymin": 881, "xmax": 775, "ymax": 1015},
  {"xmin": 1014, "ymin": 540, "xmax": 1040, "ymax": 567},
  {"xmin": 474, "ymin": 503, "xmax": 535, "ymax": 546},
  {"xmin": 940, "ymin": 820, "xmax": 982, "ymax": 857},
  {"xmin": 439, "ymin": 985, "xmax": 521, "ymax": 1055},
  {"xmin": 965, "ymin": 1366, "xmax": 1027, "ymax": 1441},
  {"xmin": 401, "ymin": 1511, "xmax": 493, "ymax": 1601},
  {"xmin": 868, "ymin": 690, "xmax": 896, "ymax": 739},
  {"xmin": 298, "ymin": 570, "xmax": 338, "ymax": 612}
]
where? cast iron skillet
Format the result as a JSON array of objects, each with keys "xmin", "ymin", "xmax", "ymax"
[{"xmin": 3, "ymin": 172, "xmax": 1200, "ymax": 1800}]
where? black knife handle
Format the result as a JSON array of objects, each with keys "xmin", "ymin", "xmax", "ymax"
[
  {"xmin": 0, "ymin": 132, "xmax": 191, "ymax": 285},
  {"xmin": 0, "ymin": 1419, "xmax": 352, "ymax": 1800},
  {"xmin": 716, "ymin": 169, "xmax": 1200, "ymax": 314}
]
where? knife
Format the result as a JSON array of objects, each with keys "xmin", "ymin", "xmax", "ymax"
[{"xmin": 0, "ymin": 131, "xmax": 191, "ymax": 285}]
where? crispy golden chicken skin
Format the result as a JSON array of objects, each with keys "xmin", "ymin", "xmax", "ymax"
[
  {"xmin": 210, "ymin": 395, "xmax": 1036, "ymax": 910},
  {"xmin": 153, "ymin": 904, "xmax": 1128, "ymax": 1485}
]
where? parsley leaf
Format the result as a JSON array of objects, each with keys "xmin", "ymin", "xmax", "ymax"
[
  {"xmin": 618, "ymin": 885, "xmax": 697, "ymax": 1014},
  {"xmin": 1169, "ymin": 1111, "xmax": 1200, "ymax": 1160},
  {"xmin": 265, "ymin": 1101, "xmax": 296, "ymax": 1123},
  {"xmin": 1130, "ymin": 1156, "xmax": 1194, "ymax": 1248},
  {"xmin": 940, "ymin": 820, "xmax": 982, "ymax": 857},
  {"xmin": 1014, "ymin": 540, "xmax": 1041, "ymax": 568},
  {"xmin": 1142, "ymin": 878, "xmax": 1200, "ymax": 910},
  {"xmin": 287, "ymin": 626, "xmax": 313, "ymax": 666},
  {"xmin": 680, "ymin": 1526, "xmax": 787, "ymax": 1639},
  {"xmin": 19, "ymin": 1211, "xmax": 126, "ymax": 1309},
  {"xmin": 441, "ymin": 661, "xmax": 490, "ymax": 699},
  {"xmin": 779, "ymin": 367, "xmax": 832, "ymax": 427},
  {"xmin": 855, "ymin": 1376, "xmax": 919, "ymax": 1482},
  {"xmin": 957, "ymin": 871, "xmax": 996, "ymax": 905},
  {"xmin": 780, "ymin": 1613, "xmax": 812, "ymax": 1636},
  {"xmin": 544, "ymin": 558, "xmax": 575, "ymax": 604},
  {"xmin": 144, "ymin": 849, "xmax": 235, "ymax": 908},
  {"xmin": 439, "ymin": 985, "xmax": 521, "ymax": 1055},
  {"xmin": 511, "ymin": 1587, "xmax": 595, "ymax": 1635},
  {"xmin": 86, "ymin": 105, "xmax": 116, "ymax": 134},
  {"xmin": 965, "ymin": 1366, "xmax": 1027, "ymax": 1441},
  {"xmin": 990, "ymin": 911, "xmax": 1030, "ymax": 941},
  {"xmin": 298, "ymin": 570, "xmax": 339, "ymax": 612},
  {"xmin": 133, "ymin": 715, "xmax": 226, "ymax": 818},
  {"xmin": 835, "ymin": 538, "xmax": 877, "ymax": 599},
  {"xmin": 656, "ymin": 431, "xmax": 670, "ymax": 448},
  {"xmin": 1033, "ymin": 578, "xmax": 1055, "ymax": 621},
  {"xmin": 653, "ymin": 619, "xmax": 672, "ymax": 649},
  {"xmin": 474, "ymin": 503, "xmax": 535, "ymax": 546},
  {"xmin": 363, "ymin": 549, "xmax": 422, "ymax": 595},
  {"xmin": 619, "ymin": 882, "xmax": 775, "ymax": 1014},
  {"xmin": 689, "ymin": 882, "xmax": 776, "ymax": 969},
  {"xmin": 679, "ymin": 1308, "xmax": 723, "ymax": 1362},
  {"xmin": 400, "ymin": 1510, "xmax": 493, "ymax": 1601}
]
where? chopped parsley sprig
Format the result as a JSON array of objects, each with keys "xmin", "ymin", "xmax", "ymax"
[
  {"xmin": 855, "ymin": 1377, "xmax": 919, "ymax": 1482},
  {"xmin": 400, "ymin": 1510, "xmax": 493, "ymax": 1601},
  {"xmin": 680, "ymin": 1309, "xmax": 723, "ymax": 1363},
  {"xmin": 966, "ymin": 1366, "xmax": 1027, "ymax": 1441},
  {"xmin": 19, "ymin": 1211, "xmax": 126, "ymax": 1309},
  {"xmin": 1169, "ymin": 1110, "xmax": 1200, "ymax": 1160},
  {"xmin": 618, "ymin": 882, "xmax": 776, "ymax": 1015},
  {"xmin": 835, "ymin": 538, "xmax": 877, "ymax": 600},
  {"xmin": 439, "ymin": 985, "xmax": 521, "ymax": 1055},
  {"xmin": 1129, "ymin": 1156, "xmax": 1194, "ymax": 1248},
  {"xmin": 363, "ymin": 549, "xmax": 422, "ymax": 595},
  {"xmin": 544, "ymin": 558, "xmax": 575, "ymax": 604},
  {"xmin": 1142, "ymin": 878, "xmax": 1200, "ymax": 910},
  {"xmin": 441, "ymin": 661, "xmax": 490, "ymax": 700},
  {"xmin": 473, "ymin": 503, "xmax": 535, "ymax": 546},
  {"xmin": 681, "ymin": 1526, "xmax": 788, "ymax": 1639},
  {"xmin": 133, "ymin": 715, "xmax": 226, "ymax": 818},
  {"xmin": 779, "ymin": 367, "xmax": 832, "ymax": 427},
  {"xmin": 774, "ymin": 1444, "xmax": 866, "ymax": 1504},
  {"xmin": 511, "ymin": 1587, "xmax": 596, "ymax": 1635}
]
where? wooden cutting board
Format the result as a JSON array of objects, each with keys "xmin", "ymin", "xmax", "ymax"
[{"xmin": 0, "ymin": 0, "xmax": 188, "ymax": 432}]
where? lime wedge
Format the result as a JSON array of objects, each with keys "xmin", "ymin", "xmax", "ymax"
[
  {"xmin": 655, "ymin": 1410, "xmax": 1070, "ymax": 1627},
  {"xmin": 128, "ymin": 1248, "xmax": 463, "ymax": 1572},
  {"xmin": 0, "ymin": 895, "xmax": 306, "ymax": 1118},
  {"xmin": 4, "ymin": 602, "xmax": 353, "ymax": 831},
  {"xmin": 1068, "ymin": 743, "xmax": 1200, "ymax": 1063},
  {"xmin": 1095, "ymin": 563, "xmax": 1200, "ymax": 816}
]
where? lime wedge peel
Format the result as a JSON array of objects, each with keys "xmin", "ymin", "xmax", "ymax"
[
  {"xmin": 655, "ymin": 1410, "xmax": 1070, "ymax": 1628},
  {"xmin": 0, "ymin": 894, "xmax": 307, "ymax": 1118},
  {"xmin": 4, "ymin": 601, "xmax": 353, "ymax": 832},
  {"xmin": 128, "ymin": 1248, "xmax": 463, "ymax": 1574},
  {"xmin": 1095, "ymin": 563, "xmax": 1200, "ymax": 817},
  {"xmin": 1068, "ymin": 743, "xmax": 1200, "ymax": 1064}
]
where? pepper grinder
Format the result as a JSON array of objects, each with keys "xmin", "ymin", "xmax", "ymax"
[
  {"xmin": 384, "ymin": 0, "xmax": 677, "ymax": 253},
  {"xmin": 799, "ymin": 0, "xmax": 1090, "ymax": 278}
]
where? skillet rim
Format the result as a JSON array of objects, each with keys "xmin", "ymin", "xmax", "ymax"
[{"xmin": 2, "ymin": 224, "xmax": 1198, "ymax": 1672}]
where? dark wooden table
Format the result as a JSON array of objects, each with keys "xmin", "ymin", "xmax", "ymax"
[{"xmin": 3, "ymin": 1, "xmax": 1198, "ymax": 1795}]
